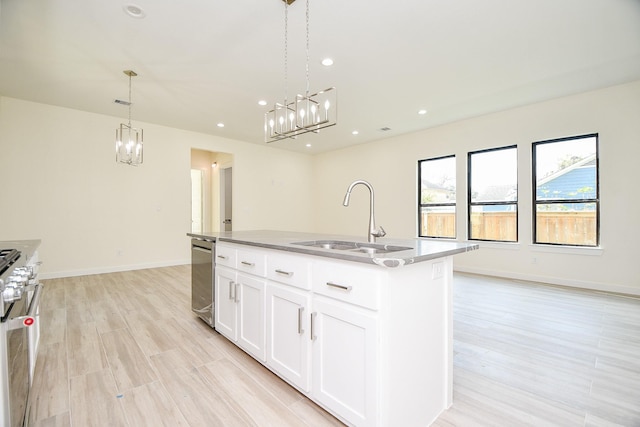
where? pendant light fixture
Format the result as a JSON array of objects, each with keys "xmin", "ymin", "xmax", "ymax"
[
  {"xmin": 115, "ymin": 70, "xmax": 144, "ymax": 166},
  {"xmin": 264, "ymin": 0, "xmax": 336, "ymax": 143}
]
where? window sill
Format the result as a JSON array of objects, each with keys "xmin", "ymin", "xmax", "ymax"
[
  {"xmin": 459, "ymin": 241, "xmax": 604, "ymax": 256},
  {"xmin": 529, "ymin": 244, "xmax": 603, "ymax": 256}
]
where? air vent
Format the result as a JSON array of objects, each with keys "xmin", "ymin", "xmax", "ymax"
[
  {"xmin": 114, "ymin": 99, "xmax": 131, "ymax": 106},
  {"xmin": 380, "ymin": 127, "xmax": 392, "ymax": 132}
]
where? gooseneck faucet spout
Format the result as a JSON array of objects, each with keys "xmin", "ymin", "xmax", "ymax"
[{"xmin": 343, "ymin": 180, "xmax": 386, "ymax": 243}]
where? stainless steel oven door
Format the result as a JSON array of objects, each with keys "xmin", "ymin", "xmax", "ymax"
[{"xmin": 1, "ymin": 283, "xmax": 42, "ymax": 427}]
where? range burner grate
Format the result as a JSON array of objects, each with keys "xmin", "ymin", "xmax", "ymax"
[{"xmin": 0, "ymin": 249, "xmax": 21, "ymax": 276}]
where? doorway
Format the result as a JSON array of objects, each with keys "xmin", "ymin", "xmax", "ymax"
[{"xmin": 190, "ymin": 149, "xmax": 233, "ymax": 233}]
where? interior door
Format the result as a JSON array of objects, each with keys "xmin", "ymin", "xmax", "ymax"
[
  {"xmin": 190, "ymin": 169, "xmax": 204, "ymax": 233},
  {"xmin": 220, "ymin": 167, "xmax": 232, "ymax": 231}
]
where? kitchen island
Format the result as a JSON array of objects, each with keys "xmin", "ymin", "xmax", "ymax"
[{"xmin": 187, "ymin": 230, "xmax": 478, "ymax": 427}]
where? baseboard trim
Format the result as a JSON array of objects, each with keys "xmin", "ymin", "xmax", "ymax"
[{"xmin": 454, "ymin": 266, "xmax": 640, "ymax": 297}]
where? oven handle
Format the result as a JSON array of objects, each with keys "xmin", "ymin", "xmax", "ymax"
[{"xmin": 6, "ymin": 282, "xmax": 43, "ymax": 331}]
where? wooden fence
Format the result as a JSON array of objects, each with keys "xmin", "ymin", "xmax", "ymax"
[
  {"xmin": 421, "ymin": 211, "xmax": 596, "ymax": 245},
  {"xmin": 470, "ymin": 212, "xmax": 517, "ymax": 241},
  {"xmin": 420, "ymin": 212, "xmax": 455, "ymax": 238},
  {"xmin": 536, "ymin": 211, "xmax": 596, "ymax": 245}
]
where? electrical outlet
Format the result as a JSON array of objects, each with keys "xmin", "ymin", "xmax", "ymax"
[
  {"xmin": 117, "ymin": 249, "xmax": 124, "ymax": 257},
  {"xmin": 432, "ymin": 262, "xmax": 444, "ymax": 279}
]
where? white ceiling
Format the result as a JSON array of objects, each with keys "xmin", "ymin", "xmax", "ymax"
[{"xmin": 1, "ymin": 0, "xmax": 639, "ymax": 154}]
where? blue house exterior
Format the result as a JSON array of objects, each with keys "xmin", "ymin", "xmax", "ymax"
[
  {"xmin": 474, "ymin": 154, "xmax": 596, "ymax": 213},
  {"xmin": 537, "ymin": 155, "xmax": 597, "ymax": 211}
]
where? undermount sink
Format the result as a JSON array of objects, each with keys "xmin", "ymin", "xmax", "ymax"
[{"xmin": 292, "ymin": 240, "xmax": 412, "ymax": 255}]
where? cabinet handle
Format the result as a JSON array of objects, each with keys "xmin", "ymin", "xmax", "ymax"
[
  {"xmin": 297, "ymin": 307, "xmax": 304, "ymax": 335},
  {"xmin": 326, "ymin": 282, "xmax": 352, "ymax": 292},
  {"xmin": 234, "ymin": 283, "xmax": 240, "ymax": 303},
  {"xmin": 275, "ymin": 269, "xmax": 293, "ymax": 277},
  {"xmin": 228, "ymin": 281, "xmax": 235, "ymax": 300},
  {"xmin": 241, "ymin": 261, "xmax": 255, "ymax": 267},
  {"xmin": 217, "ymin": 255, "xmax": 228, "ymax": 260},
  {"xmin": 310, "ymin": 312, "xmax": 317, "ymax": 341}
]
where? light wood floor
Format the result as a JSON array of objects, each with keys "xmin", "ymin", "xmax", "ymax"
[{"xmin": 28, "ymin": 266, "xmax": 640, "ymax": 426}]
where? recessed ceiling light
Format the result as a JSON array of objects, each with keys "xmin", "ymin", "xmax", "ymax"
[
  {"xmin": 123, "ymin": 4, "xmax": 146, "ymax": 19},
  {"xmin": 418, "ymin": 109, "xmax": 428, "ymax": 115},
  {"xmin": 321, "ymin": 58, "xmax": 334, "ymax": 66},
  {"xmin": 352, "ymin": 130, "xmax": 359, "ymax": 135},
  {"xmin": 217, "ymin": 123, "xmax": 225, "ymax": 128},
  {"xmin": 306, "ymin": 143, "xmax": 312, "ymax": 148},
  {"xmin": 258, "ymin": 100, "xmax": 267, "ymax": 106}
]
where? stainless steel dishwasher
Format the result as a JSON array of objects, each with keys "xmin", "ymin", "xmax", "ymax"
[{"xmin": 191, "ymin": 238, "xmax": 215, "ymax": 327}]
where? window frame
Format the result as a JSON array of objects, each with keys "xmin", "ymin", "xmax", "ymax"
[
  {"xmin": 418, "ymin": 154, "xmax": 456, "ymax": 239},
  {"xmin": 467, "ymin": 145, "xmax": 518, "ymax": 242},
  {"xmin": 532, "ymin": 133, "xmax": 600, "ymax": 247}
]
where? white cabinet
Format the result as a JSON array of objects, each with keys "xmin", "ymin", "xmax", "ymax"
[
  {"xmin": 215, "ymin": 265, "xmax": 237, "ymax": 340},
  {"xmin": 266, "ymin": 250, "xmax": 312, "ymax": 290},
  {"xmin": 236, "ymin": 273, "xmax": 266, "ymax": 361},
  {"xmin": 311, "ymin": 259, "xmax": 381, "ymax": 426},
  {"xmin": 266, "ymin": 282, "xmax": 311, "ymax": 392},
  {"xmin": 215, "ymin": 241, "xmax": 455, "ymax": 427},
  {"xmin": 265, "ymin": 249, "xmax": 312, "ymax": 391},
  {"xmin": 311, "ymin": 296, "xmax": 377, "ymax": 426},
  {"xmin": 312, "ymin": 259, "xmax": 382, "ymax": 310},
  {"xmin": 215, "ymin": 246, "xmax": 267, "ymax": 362}
]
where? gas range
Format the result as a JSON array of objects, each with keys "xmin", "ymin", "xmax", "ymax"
[
  {"xmin": 0, "ymin": 242, "xmax": 42, "ymax": 427},
  {"xmin": 0, "ymin": 248, "xmax": 36, "ymax": 320}
]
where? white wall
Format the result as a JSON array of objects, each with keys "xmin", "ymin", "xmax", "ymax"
[
  {"xmin": 311, "ymin": 81, "xmax": 640, "ymax": 295},
  {"xmin": 0, "ymin": 97, "xmax": 314, "ymax": 278},
  {"xmin": 3, "ymin": 81, "xmax": 639, "ymax": 294}
]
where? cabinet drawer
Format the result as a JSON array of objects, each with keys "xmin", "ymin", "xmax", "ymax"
[
  {"xmin": 312, "ymin": 260, "xmax": 381, "ymax": 310},
  {"xmin": 236, "ymin": 248, "xmax": 267, "ymax": 277},
  {"xmin": 215, "ymin": 244, "xmax": 237, "ymax": 268},
  {"xmin": 266, "ymin": 252, "xmax": 311, "ymax": 290}
]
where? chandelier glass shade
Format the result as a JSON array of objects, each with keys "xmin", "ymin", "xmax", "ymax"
[
  {"xmin": 265, "ymin": 0, "xmax": 336, "ymax": 143},
  {"xmin": 116, "ymin": 70, "xmax": 144, "ymax": 166}
]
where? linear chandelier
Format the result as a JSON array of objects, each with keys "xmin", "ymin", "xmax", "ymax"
[
  {"xmin": 264, "ymin": 0, "xmax": 337, "ymax": 143},
  {"xmin": 115, "ymin": 70, "xmax": 144, "ymax": 166}
]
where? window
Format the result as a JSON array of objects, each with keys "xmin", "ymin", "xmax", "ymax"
[
  {"xmin": 533, "ymin": 134, "xmax": 599, "ymax": 246},
  {"xmin": 418, "ymin": 155, "xmax": 456, "ymax": 238},
  {"xmin": 468, "ymin": 146, "xmax": 518, "ymax": 242}
]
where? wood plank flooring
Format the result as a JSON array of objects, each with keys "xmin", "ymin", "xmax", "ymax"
[
  {"xmin": 435, "ymin": 274, "xmax": 640, "ymax": 427},
  {"xmin": 27, "ymin": 266, "xmax": 640, "ymax": 426}
]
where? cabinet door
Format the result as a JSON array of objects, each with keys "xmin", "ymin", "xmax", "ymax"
[
  {"xmin": 312, "ymin": 298, "xmax": 378, "ymax": 427},
  {"xmin": 215, "ymin": 266, "xmax": 237, "ymax": 341},
  {"xmin": 236, "ymin": 273, "xmax": 266, "ymax": 361},
  {"xmin": 266, "ymin": 283, "xmax": 311, "ymax": 392}
]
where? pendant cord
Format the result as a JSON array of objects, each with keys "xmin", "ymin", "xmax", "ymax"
[
  {"xmin": 284, "ymin": 1, "xmax": 289, "ymax": 104},
  {"xmin": 128, "ymin": 73, "xmax": 132, "ymax": 127},
  {"xmin": 305, "ymin": 0, "xmax": 310, "ymax": 96}
]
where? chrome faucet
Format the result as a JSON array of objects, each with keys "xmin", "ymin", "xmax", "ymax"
[{"xmin": 343, "ymin": 180, "xmax": 386, "ymax": 243}]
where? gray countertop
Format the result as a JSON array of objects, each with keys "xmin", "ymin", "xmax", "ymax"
[{"xmin": 187, "ymin": 230, "xmax": 478, "ymax": 268}]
